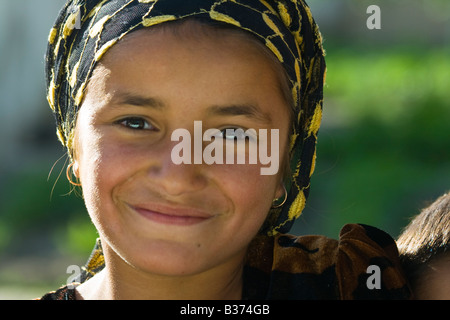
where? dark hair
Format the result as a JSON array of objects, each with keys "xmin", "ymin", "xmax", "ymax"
[{"xmin": 397, "ymin": 192, "xmax": 450, "ymax": 290}]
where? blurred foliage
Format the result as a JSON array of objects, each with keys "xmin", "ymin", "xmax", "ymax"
[
  {"xmin": 293, "ymin": 45, "xmax": 450, "ymax": 238},
  {"xmin": 0, "ymin": 159, "xmax": 97, "ymax": 257}
]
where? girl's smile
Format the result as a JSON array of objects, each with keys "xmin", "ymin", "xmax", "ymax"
[{"xmin": 128, "ymin": 202, "xmax": 215, "ymax": 226}]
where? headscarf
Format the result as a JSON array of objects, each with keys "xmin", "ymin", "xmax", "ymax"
[{"xmin": 45, "ymin": 0, "xmax": 326, "ymax": 235}]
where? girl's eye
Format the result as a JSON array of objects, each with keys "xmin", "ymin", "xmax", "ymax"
[
  {"xmin": 118, "ymin": 117, "xmax": 154, "ymax": 130},
  {"xmin": 220, "ymin": 128, "xmax": 244, "ymax": 140},
  {"xmin": 217, "ymin": 128, "xmax": 257, "ymax": 142}
]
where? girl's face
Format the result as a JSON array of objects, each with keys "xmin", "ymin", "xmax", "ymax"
[{"xmin": 73, "ymin": 25, "xmax": 290, "ymax": 277}]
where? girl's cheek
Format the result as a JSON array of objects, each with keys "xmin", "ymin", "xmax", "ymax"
[{"xmin": 209, "ymin": 163, "xmax": 278, "ymax": 204}]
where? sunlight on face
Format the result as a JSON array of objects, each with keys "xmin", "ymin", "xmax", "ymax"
[{"xmin": 73, "ymin": 21, "xmax": 291, "ymax": 276}]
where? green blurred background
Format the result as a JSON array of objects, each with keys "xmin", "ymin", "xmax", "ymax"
[{"xmin": 0, "ymin": 0, "xmax": 449, "ymax": 299}]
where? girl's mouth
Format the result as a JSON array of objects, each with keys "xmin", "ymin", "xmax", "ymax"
[{"xmin": 129, "ymin": 203, "xmax": 213, "ymax": 226}]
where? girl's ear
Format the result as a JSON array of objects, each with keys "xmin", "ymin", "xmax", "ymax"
[
  {"xmin": 272, "ymin": 182, "xmax": 287, "ymax": 209},
  {"xmin": 66, "ymin": 160, "xmax": 82, "ymax": 187},
  {"xmin": 72, "ymin": 160, "xmax": 80, "ymax": 178},
  {"xmin": 275, "ymin": 182, "xmax": 285, "ymax": 200}
]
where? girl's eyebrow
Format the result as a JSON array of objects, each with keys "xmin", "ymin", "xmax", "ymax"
[
  {"xmin": 207, "ymin": 104, "xmax": 272, "ymax": 124},
  {"xmin": 113, "ymin": 91, "xmax": 165, "ymax": 109},
  {"xmin": 112, "ymin": 91, "xmax": 272, "ymax": 124}
]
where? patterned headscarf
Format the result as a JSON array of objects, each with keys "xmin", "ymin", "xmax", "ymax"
[{"xmin": 45, "ymin": 0, "xmax": 326, "ymax": 235}]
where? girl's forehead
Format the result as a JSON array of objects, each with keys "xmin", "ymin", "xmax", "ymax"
[
  {"xmin": 90, "ymin": 24, "xmax": 289, "ymax": 100},
  {"xmin": 86, "ymin": 29, "xmax": 288, "ymax": 117}
]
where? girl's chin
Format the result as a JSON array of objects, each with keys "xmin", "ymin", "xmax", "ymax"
[{"xmin": 104, "ymin": 234, "xmax": 215, "ymax": 275}]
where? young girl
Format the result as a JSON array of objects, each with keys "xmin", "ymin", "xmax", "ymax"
[{"xmin": 41, "ymin": 0, "xmax": 410, "ymax": 300}]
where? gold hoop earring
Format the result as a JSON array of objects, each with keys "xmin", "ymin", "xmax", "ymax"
[
  {"xmin": 66, "ymin": 162, "xmax": 82, "ymax": 187},
  {"xmin": 272, "ymin": 185, "xmax": 287, "ymax": 209}
]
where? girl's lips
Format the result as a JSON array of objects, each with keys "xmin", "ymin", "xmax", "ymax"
[{"xmin": 129, "ymin": 204, "xmax": 213, "ymax": 226}]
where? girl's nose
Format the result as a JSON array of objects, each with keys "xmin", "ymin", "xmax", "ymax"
[{"xmin": 147, "ymin": 140, "xmax": 207, "ymax": 197}]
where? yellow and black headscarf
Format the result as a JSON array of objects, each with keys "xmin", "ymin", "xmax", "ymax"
[{"xmin": 45, "ymin": 0, "xmax": 326, "ymax": 235}]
